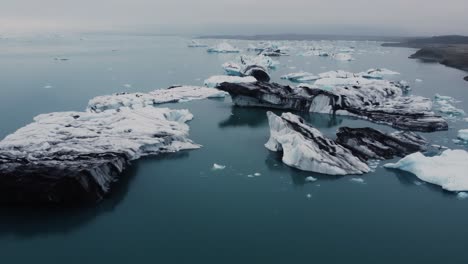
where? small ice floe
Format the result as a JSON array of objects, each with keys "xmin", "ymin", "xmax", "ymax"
[
  {"xmin": 305, "ymin": 176, "xmax": 317, "ymax": 182},
  {"xmin": 123, "ymin": 84, "xmax": 132, "ymax": 88},
  {"xmin": 254, "ymin": 172, "xmax": 261, "ymax": 176},
  {"xmin": 434, "ymin": 94, "xmax": 465, "ymax": 117},
  {"xmin": 54, "ymin": 57, "xmax": 69, "ymax": 61},
  {"xmin": 187, "ymin": 40, "xmax": 207, "ymax": 48},
  {"xmin": 457, "ymin": 129, "xmax": 468, "ymax": 141},
  {"xmin": 415, "ymin": 79, "xmax": 423, "ymax": 82},
  {"xmin": 207, "ymin": 42, "xmax": 240, "ymax": 53},
  {"xmin": 359, "ymin": 68, "xmax": 400, "ymax": 80},
  {"xmin": 43, "ymin": 85, "xmax": 53, "ymax": 89},
  {"xmin": 281, "ymin": 72, "xmax": 320, "ymax": 83},
  {"xmin": 367, "ymin": 160, "xmax": 380, "ymax": 171},
  {"xmin": 457, "ymin": 192, "xmax": 468, "ymax": 200},
  {"xmin": 414, "ymin": 181, "xmax": 424, "ymax": 186},
  {"xmin": 333, "ymin": 53, "xmax": 354, "ymax": 61},
  {"xmin": 306, "ymin": 194, "xmax": 312, "ymax": 199},
  {"xmin": 350, "ymin": 178, "xmax": 365, "ymax": 184},
  {"xmin": 384, "ymin": 149, "xmax": 468, "ymax": 192},
  {"xmin": 212, "ymin": 163, "xmax": 226, "ymax": 170}
]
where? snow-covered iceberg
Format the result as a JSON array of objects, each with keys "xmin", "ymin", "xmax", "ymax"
[
  {"xmin": 359, "ymin": 68, "xmax": 400, "ymax": 80},
  {"xmin": 281, "ymin": 72, "xmax": 320, "ymax": 83},
  {"xmin": 384, "ymin": 150, "xmax": 468, "ymax": 192},
  {"xmin": 207, "ymin": 42, "xmax": 240, "ymax": 53},
  {"xmin": 265, "ymin": 112, "xmax": 370, "ymax": 175},
  {"xmin": 434, "ymin": 94, "xmax": 465, "ymax": 117},
  {"xmin": 222, "ymin": 62, "xmax": 242, "ymax": 76},
  {"xmin": 0, "ymin": 107, "xmax": 199, "ymax": 204},
  {"xmin": 88, "ymin": 86, "xmax": 227, "ymax": 113},
  {"xmin": 204, "ymin": 75, "xmax": 257, "ymax": 88},
  {"xmin": 217, "ymin": 81, "xmax": 448, "ymax": 132}
]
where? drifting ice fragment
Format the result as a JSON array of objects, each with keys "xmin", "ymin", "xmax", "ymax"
[
  {"xmin": 212, "ymin": 163, "xmax": 226, "ymax": 170},
  {"xmin": 207, "ymin": 42, "xmax": 240, "ymax": 53},
  {"xmin": 384, "ymin": 150, "xmax": 468, "ymax": 192}
]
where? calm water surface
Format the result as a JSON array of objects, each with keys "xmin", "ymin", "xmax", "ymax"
[{"xmin": 0, "ymin": 35, "xmax": 468, "ymax": 263}]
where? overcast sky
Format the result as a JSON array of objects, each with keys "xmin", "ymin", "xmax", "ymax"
[{"xmin": 1, "ymin": 0, "xmax": 468, "ymax": 36}]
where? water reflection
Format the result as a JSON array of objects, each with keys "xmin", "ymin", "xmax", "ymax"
[
  {"xmin": 264, "ymin": 152, "xmax": 344, "ymax": 186},
  {"xmin": 388, "ymin": 169, "xmax": 456, "ymax": 198},
  {"xmin": 219, "ymin": 106, "xmax": 344, "ymax": 130},
  {"xmin": 0, "ymin": 151, "xmax": 190, "ymax": 237}
]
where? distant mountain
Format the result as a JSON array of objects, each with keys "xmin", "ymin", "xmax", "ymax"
[
  {"xmin": 199, "ymin": 34, "xmax": 407, "ymax": 42},
  {"xmin": 382, "ymin": 35, "xmax": 468, "ymax": 47}
]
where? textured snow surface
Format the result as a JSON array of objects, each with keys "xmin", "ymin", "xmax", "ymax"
[
  {"xmin": 207, "ymin": 42, "xmax": 240, "ymax": 53},
  {"xmin": 204, "ymin": 75, "xmax": 257, "ymax": 88},
  {"xmin": 88, "ymin": 86, "xmax": 227, "ymax": 113},
  {"xmin": 265, "ymin": 112, "xmax": 370, "ymax": 175},
  {"xmin": 0, "ymin": 107, "xmax": 200, "ymax": 162},
  {"xmin": 384, "ymin": 150, "xmax": 468, "ymax": 192}
]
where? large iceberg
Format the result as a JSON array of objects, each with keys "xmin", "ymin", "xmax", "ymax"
[
  {"xmin": 384, "ymin": 150, "xmax": 468, "ymax": 192},
  {"xmin": 217, "ymin": 81, "xmax": 448, "ymax": 132},
  {"xmin": 207, "ymin": 42, "xmax": 240, "ymax": 53},
  {"xmin": 222, "ymin": 55, "xmax": 275, "ymax": 81},
  {"xmin": 265, "ymin": 112, "xmax": 370, "ymax": 175},
  {"xmin": 265, "ymin": 112, "xmax": 427, "ymax": 175},
  {"xmin": 0, "ymin": 107, "xmax": 199, "ymax": 204},
  {"xmin": 88, "ymin": 86, "xmax": 227, "ymax": 113}
]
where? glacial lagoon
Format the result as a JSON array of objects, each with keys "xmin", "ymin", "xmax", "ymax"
[{"xmin": 1, "ymin": 35, "xmax": 468, "ymax": 263}]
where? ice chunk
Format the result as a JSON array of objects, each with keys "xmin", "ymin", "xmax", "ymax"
[
  {"xmin": 207, "ymin": 42, "xmax": 240, "ymax": 53},
  {"xmin": 350, "ymin": 178, "xmax": 365, "ymax": 183},
  {"xmin": 458, "ymin": 129, "xmax": 468, "ymax": 141},
  {"xmin": 458, "ymin": 192, "xmax": 468, "ymax": 199},
  {"xmin": 212, "ymin": 163, "xmax": 226, "ymax": 170},
  {"xmin": 222, "ymin": 62, "xmax": 242, "ymax": 76},
  {"xmin": 333, "ymin": 53, "xmax": 354, "ymax": 61},
  {"xmin": 305, "ymin": 176, "xmax": 317, "ymax": 182},
  {"xmin": 188, "ymin": 40, "xmax": 207, "ymax": 48},
  {"xmin": 204, "ymin": 75, "xmax": 257, "ymax": 88},
  {"xmin": 281, "ymin": 72, "xmax": 320, "ymax": 83},
  {"xmin": 265, "ymin": 112, "xmax": 370, "ymax": 175},
  {"xmin": 359, "ymin": 68, "xmax": 400, "ymax": 79},
  {"xmin": 434, "ymin": 94, "xmax": 465, "ymax": 117},
  {"xmin": 88, "ymin": 86, "xmax": 227, "ymax": 112},
  {"xmin": 384, "ymin": 150, "xmax": 468, "ymax": 192}
]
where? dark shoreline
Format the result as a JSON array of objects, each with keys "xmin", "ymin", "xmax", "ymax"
[{"xmin": 382, "ymin": 36, "xmax": 468, "ymax": 81}]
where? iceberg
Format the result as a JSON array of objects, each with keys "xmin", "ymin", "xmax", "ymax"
[
  {"xmin": 384, "ymin": 150, "xmax": 468, "ymax": 192},
  {"xmin": 0, "ymin": 107, "xmax": 200, "ymax": 204},
  {"xmin": 458, "ymin": 129, "xmax": 468, "ymax": 141},
  {"xmin": 204, "ymin": 75, "xmax": 257, "ymax": 88},
  {"xmin": 217, "ymin": 81, "xmax": 448, "ymax": 132},
  {"xmin": 434, "ymin": 94, "xmax": 465, "ymax": 117},
  {"xmin": 265, "ymin": 112, "xmax": 370, "ymax": 175},
  {"xmin": 281, "ymin": 72, "xmax": 320, "ymax": 83},
  {"xmin": 333, "ymin": 53, "xmax": 354, "ymax": 61},
  {"xmin": 187, "ymin": 40, "xmax": 207, "ymax": 48},
  {"xmin": 222, "ymin": 62, "xmax": 242, "ymax": 76},
  {"xmin": 359, "ymin": 68, "xmax": 400, "ymax": 79},
  {"xmin": 207, "ymin": 42, "xmax": 240, "ymax": 53},
  {"xmin": 88, "ymin": 86, "xmax": 227, "ymax": 113}
]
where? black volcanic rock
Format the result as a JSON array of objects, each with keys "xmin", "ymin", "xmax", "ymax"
[{"xmin": 336, "ymin": 127, "xmax": 427, "ymax": 161}]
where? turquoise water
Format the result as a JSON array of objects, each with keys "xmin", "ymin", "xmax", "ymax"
[{"xmin": 1, "ymin": 35, "xmax": 468, "ymax": 263}]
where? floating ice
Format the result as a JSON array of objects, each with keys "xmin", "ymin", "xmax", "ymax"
[
  {"xmin": 0, "ymin": 107, "xmax": 200, "ymax": 203},
  {"xmin": 265, "ymin": 112, "xmax": 370, "ymax": 175},
  {"xmin": 281, "ymin": 72, "xmax": 320, "ymax": 83},
  {"xmin": 43, "ymin": 85, "xmax": 53, "ymax": 89},
  {"xmin": 222, "ymin": 62, "xmax": 242, "ymax": 76},
  {"xmin": 305, "ymin": 176, "xmax": 317, "ymax": 182},
  {"xmin": 458, "ymin": 129, "xmax": 468, "ymax": 141},
  {"xmin": 254, "ymin": 172, "xmax": 261, "ymax": 176},
  {"xmin": 204, "ymin": 75, "xmax": 257, "ymax": 88},
  {"xmin": 350, "ymin": 178, "xmax": 365, "ymax": 184},
  {"xmin": 188, "ymin": 40, "xmax": 207, "ymax": 48},
  {"xmin": 415, "ymin": 79, "xmax": 423, "ymax": 82},
  {"xmin": 88, "ymin": 86, "xmax": 227, "ymax": 112},
  {"xmin": 458, "ymin": 192, "xmax": 468, "ymax": 199},
  {"xmin": 384, "ymin": 149, "xmax": 468, "ymax": 192},
  {"xmin": 212, "ymin": 163, "xmax": 226, "ymax": 170},
  {"xmin": 333, "ymin": 53, "xmax": 354, "ymax": 61},
  {"xmin": 207, "ymin": 42, "xmax": 240, "ymax": 53},
  {"xmin": 434, "ymin": 94, "xmax": 465, "ymax": 117},
  {"xmin": 359, "ymin": 68, "xmax": 400, "ymax": 79}
]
